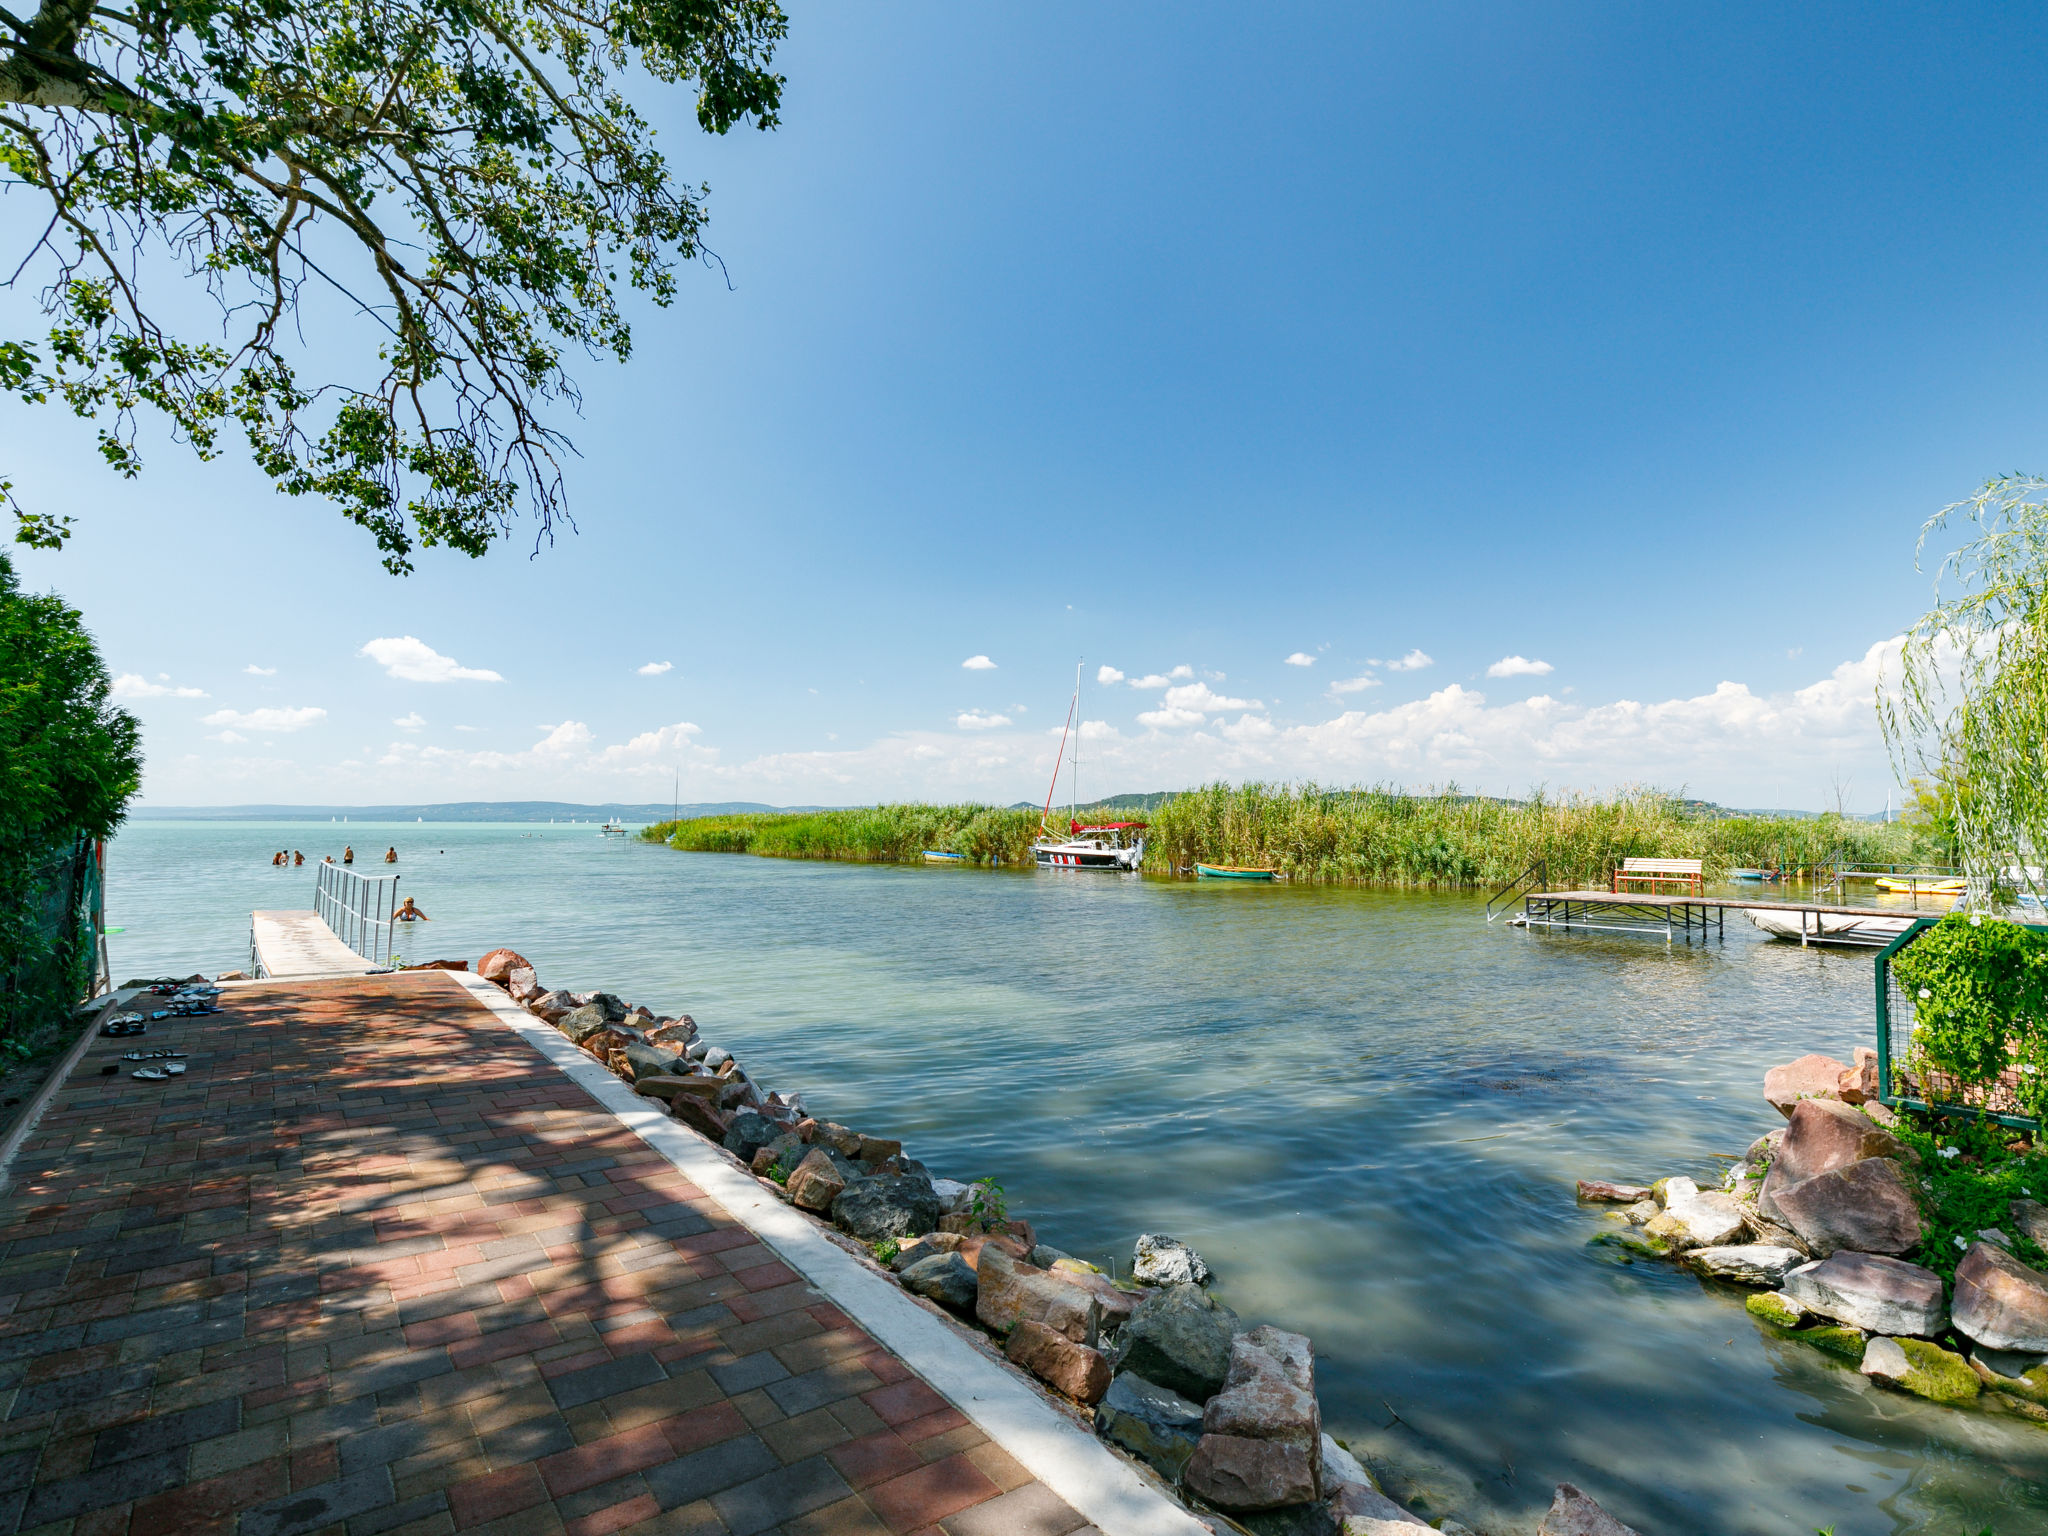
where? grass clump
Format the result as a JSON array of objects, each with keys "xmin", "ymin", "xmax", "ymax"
[
  {"xmin": 1889, "ymin": 1110, "xmax": 2048, "ymax": 1284},
  {"xmin": 646, "ymin": 803, "xmax": 1043, "ymax": 865}
]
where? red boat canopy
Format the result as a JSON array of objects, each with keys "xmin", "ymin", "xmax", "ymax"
[{"xmin": 1070, "ymin": 820, "xmax": 1147, "ymax": 832}]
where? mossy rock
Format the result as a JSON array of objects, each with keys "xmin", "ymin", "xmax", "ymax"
[
  {"xmin": 1973, "ymin": 1358, "xmax": 2048, "ymax": 1406},
  {"xmin": 1886, "ymin": 1339, "xmax": 1980, "ymax": 1404},
  {"xmin": 1804, "ymin": 1326, "xmax": 1868, "ymax": 1362},
  {"xmin": 1746, "ymin": 1292, "xmax": 1806, "ymax": 1329},
  {"xmin": 1587, "ymin": 1229, "xmax": 1670, "ymax": 1261}
]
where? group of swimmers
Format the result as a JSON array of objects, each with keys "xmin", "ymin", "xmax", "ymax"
[{"xmin": 268, "ymin": 844, "xmax": 402, "ymax": 867}]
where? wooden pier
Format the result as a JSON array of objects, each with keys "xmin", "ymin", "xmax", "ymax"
[{"xmin": 1513, "ymin": 889, "xmax": 1948, "ymax": 946}]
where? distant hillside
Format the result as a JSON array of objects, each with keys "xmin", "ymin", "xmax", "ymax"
[
  {"xmin": 1009, "ymin": 791, "xmax": 1179, "ymax": 814},
  {"xmin": 130, "ymin": 800, "xmax": 829, "ymax": 823}
]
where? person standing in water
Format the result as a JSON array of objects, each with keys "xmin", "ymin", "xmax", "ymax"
[
  {"xmin": 293, "ymin": 851, "xmax": 304, "ymax": 865},
  {"xmin": 384, "ymin": 847, "xmax": 397, "ymax": 863},
  {"xmin": 394, "ymin": 897, "xmax": 429, "ymax": 922},
  {"xmin": 343, "ymin": 846, "xmax": 354, "ymax": 865}
]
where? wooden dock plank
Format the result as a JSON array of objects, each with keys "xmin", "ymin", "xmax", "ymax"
[
  {"xmin": 250, "ymin": 907, "xmax": 371, "ymax": 978},
  {"xmin": 1530, "ymin": 891, "xmax": 1954, "ymax": 919}
]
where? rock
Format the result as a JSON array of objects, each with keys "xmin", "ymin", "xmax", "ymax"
[
  {"xmin": 584, "ymin": 992, "xmax": 629, "ymax": 1022},
  {"xmin": 1585, "ymin": 1230, "xmax": 1670, "ymax": 1261},
  {"xmin": 214, "ymin": 968, "xmax": 251, "ymax": 981},
  {"xmin": 1203, "ymin": 1328, "xmax": 1320, "ymax": 1458},
  {"xmin": 1006, "ymin": 1319, "xmax": 1112, "ymax": 1403},
  {"xmin": 1184, "ymin": 1434, "xmax": 1319, "ymax": 1513},
  {"xmin": 1538, "ymin": 1483, "xmax": 1640, "ymax": 1536},
  {"xmin": 722, "ymin": 1110, "xmax": 784, "ymax": 1165},
  {"xmin": 668, "ymin": 1095, "xmax": 730, "ymax": 1139},
  {"xmin": 1622, "ymin": 1199, "xmax": 1659, "ymax": 1226},
  {"xmin": 1653, "ymin": 1175, "xmax": 1697, "ymax": 1207},
  {"xmin": 832, "ymin": 1174, "xmax": 941, "ymax": 1242},
  {"xmin": 700, "ymin": 1045, "xmax": 732, "ymax": 1072},
  {"xmin": 974, "ymin": 1248, "xmax": 1099, "ymax": 1341},
  {"xmin": 1097, "ymin": 1371, "xmax": 1205, "ymax": 1478},
  {"xmin": 1689, "ymin": 1245, "xmax": 1805, "ymax": 1287},
  {"xmin": 889, "ymin": 1231, "xmax": 964, "ymax": 1271},
  {"xmin": 1838, "ymin": 1046, "xmax": 1881, "ymax": 1105},
  {"xmin": 683, "ymin": 1039, "xmax": 710, "ymax": 1062},
  {"xmin": 1134, "ymin": 1233, "xmax": 1212, "ymax": 1286},
  {"xmin": 622, "ymin": 1042, "xmax": 683, "ymax": 1081},
  {"xmin": 1760, "ymin": 1098, "xmax": 1908, "ymax": 1220},
  {"xmin": 1644, "ymin": 1190, "xmax": 1746, "ymax": 1250},
  {"xmin": 1327, "ymin": 1481, "xmax": 1429, "ymax": 1533},
  {"xmin": 1953, "ymin": 1241, "xmax": 2048, "ymax": 1352},
  {"xmin": 1803, "ymin": 1325, "xmax": 1868, "ymax": 1361},
  {"xmin": 1245, "ymin": 1507, "xmax": 1341, "ymax": 1536},
  {"xmin": 1048, "ymin": 1263, "xmax": 1141, "ymax": 1330},
  {"xmin": 1319, "ymin": 1436, "xmax": 1371, "ymax": 1492},
  {"xmin": 1116, "ymin": 1282, "xmax": 1240, "ymax": 1402},
  {"xmin": 1739, "ymin": 1210, "xmax": 1809, "ymax": 1255},
  {"xmin": 1979, "ymin": 1227, "xmax": 2013, "ymax": 1250},
  {"xmin": 529, "ymin": 989, "xmax": 578, "ymax": 1021},
  {"xmin": 1746, "ymin": 1291, "xmax": 1809, "ymax": 1328},
  {"xmin": 956, "ymin": 1232, "xmax": 1032, "ymax": 1271},
  {"xmin": 1031, "ymin": 1245, "xmax": 1079, "ymax": 1268},
  {"xmin": 476, "ymin": 948, "xmax": 531, "ymax": 986},
  {"xmin": 1783, "ymin": 1252, "xmax": 1946, "ymax": 1336},
  {"xmin": 557, "ymin": 1004, "xmax": 611, "ymax": 1044},
  {"xmin": 855, "ymin": 1135, "xmax": 902, "ymax": 1165},
  {"xmin": 899, "ymin": 1251, "xmax": 979, "ymax": 1313},
  {"xmin": 633, "ymin": 1074, "xmax": 703, "ymax": 1101},
  {"xmin": 1577, "ymin": 1180, "xmax": 1652, "ymax": 1202},
  {"xmin": 1765, "ymin": 1053, "xmax": 1849, "ymax": 1117},
  {"xmin": 1861, "ymin": 1336, "xmax": 1980, "ymax": 1402},
  {"xmin": 2012, "ymin": 1199, "xmax": 2048, "ymax": 1247},
  {"xmin": 1968, "ymin": 1348, "xmax": 2048, "ymax": 1404},
  {"xmin": 1745, "ymin": 1128, "xmax": 1786, "ymax": 1165},
  {"xmin": 506, "ymin": 966, "xmax": 542, "ymax": 1003},
  {"xmin": 930, "ymin": 1177, "xmax": 974, "ymax": 1213},
  {"xmin": 812, "ymin": 1120, "xmax": 863, "ymax": 1156},
  {"xmin": 759, "ymin": 1133, "xmax": 807, "ymax": 1179},
  {"xmin": 1770, "ymin": 1158, "xmax": 1924, "ymax": 1256}
]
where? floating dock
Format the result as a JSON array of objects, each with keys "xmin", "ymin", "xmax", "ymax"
[
  {"xmin": 1513, "ymin": 889, "xmax": 1948, "ymax": 945},
  {"xmin": 248, "ymin": 908, "xmax": 373, "ymax": 978}
]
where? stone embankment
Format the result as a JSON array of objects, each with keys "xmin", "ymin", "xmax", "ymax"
[
  {"xmin": 454, "ymin": 948, "xmax": 1640, "ymax": 1536},
  {"xmin": 1584, "ymin": 1046, "xmax": 2048, "ymax": 1417}
]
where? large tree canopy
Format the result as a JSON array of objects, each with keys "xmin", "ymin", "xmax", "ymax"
[{"xmin": 0, "ymin": 0, "xmax": 784, "ymax": 570}]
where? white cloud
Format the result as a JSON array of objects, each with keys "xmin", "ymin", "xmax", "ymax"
[
  {"xmin": 962, "ymin": 655, "xmax": 997, "ymax": 671},
  {"xmin": 1328, "ymin": 675, "xmax": 1381, "ymax": 696},
  {"xmin": 1097, "ymin": 665, "xmax": 1125, "ymax": 685},
  {"xmin": 637, "ymin": 661, "xmax": 674, "ymax": 676},
  {"xmin": 1487, "ymin": 655, "xmax": 1554, "ymax": 678},
  {"xmin": 1137, "ymin": 706, "xmax": 1207, "ymax": 729},
  {"xmin": 201, "ymin": 705, "xmax": 327, "ymax": 732},
  {"xmin": 394, "ymin": 712, "xmax": 426, "ymax": 731},
  {"xmin": 359, "ymin": 636, "xmax": 504, "ymax": 683},
  {"xmin": 243, "ymin": 665, "xmax": 276, "ymax": 677},
  {"xmin": 956, "ymin": 710, "xmax": 1012, "ymax": 730},
  {"xmin": 1163, "ymin": 682, "xmax": 1261, "ymax": 713},
  {"xmin": 454, "ymin": 724, "xmax": 481, "ymax": 732},
  {"xmin": 112, "ymin": 673, "xmax": 207, "ymax": 699},
  {"xmin": 1387, "ymin": 650, "xmax": 1434, "ymax": 672},
  {"xmin": 209, "ymin": 730, "xmax": 247, "ymax": 744},
  {"xmin": 1285, "ymin": 653, "xmax": 1316, "ymax": 667}
]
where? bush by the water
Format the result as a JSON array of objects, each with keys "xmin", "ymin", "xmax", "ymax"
[
  {"xmin": 647, "ymin": 782, "xmax": 1919, "ymax": 887},
  {"xmin": 0, "ymin": 553, "xmax": 141, "ymax": 1040}
]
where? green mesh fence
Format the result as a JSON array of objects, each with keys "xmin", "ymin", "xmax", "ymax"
[{"xmin": 1, "ymin": 834, "xmax": 103, "ymax": 1037}]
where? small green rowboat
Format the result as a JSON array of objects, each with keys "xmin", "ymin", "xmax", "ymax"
[{"xmin": 1196, "ymin": 864, "xmax": 1278, "ymax": 881}]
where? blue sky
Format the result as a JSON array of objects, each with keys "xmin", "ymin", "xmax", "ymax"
[{"xmin": 9, "ymin": 2, "xmax": 2048, "ymax": 810}]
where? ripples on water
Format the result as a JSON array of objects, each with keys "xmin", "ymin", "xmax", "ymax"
[{"xmin": 109, "ymin": 822, "xmax": 2048, "ymax": 1535}]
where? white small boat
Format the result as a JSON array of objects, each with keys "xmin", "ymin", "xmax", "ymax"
[
  {"xmin": 1745, "ymin": 909, "xmax": 1917, "ymax": 947},
  {"xmin": 598, "ymin": 818, "xmax": 630, "ymax": 838},
  {"xmin": 1035, "ymin": 822, "xmax": 1146, "ymax": 871}
]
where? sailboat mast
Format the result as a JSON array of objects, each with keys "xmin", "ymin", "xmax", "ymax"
[{"xmin": 1071, "ymin": 660, "xmax": 1082, "ymax": 826}]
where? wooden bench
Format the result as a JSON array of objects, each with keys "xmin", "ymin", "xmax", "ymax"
[{"xmin": 1613, "ymin": 857, "xmax": 1704, "ymax": 895}]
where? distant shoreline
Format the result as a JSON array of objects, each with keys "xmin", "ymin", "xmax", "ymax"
[{"xmin": 128, "ymin": 799, "xmax": 832, "ymax": 823}]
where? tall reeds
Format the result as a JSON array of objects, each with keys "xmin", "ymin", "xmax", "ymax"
[{"xmin": 643, "ymin": 783, "xmax": 1922, "ymax": 887}]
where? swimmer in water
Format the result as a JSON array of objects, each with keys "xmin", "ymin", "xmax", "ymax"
[
  {"xmin": 343, "ymin": 845, "xmax": 354, "ymax": 865},
  {"xmin": 384, "ymin": 846, "xmax": 397, "ymax": 863},
  {"xmin": 394, "ymin": 897, "xmax": 429, "ymax": 922}
]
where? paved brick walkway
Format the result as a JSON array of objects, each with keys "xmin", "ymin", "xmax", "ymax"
[{"xmin": 0, "ymin": 973, "xmax": 1101, "ymax": 1536}]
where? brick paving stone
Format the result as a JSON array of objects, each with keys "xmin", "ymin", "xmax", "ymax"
[
  {"xmin": 0, "ymin": 974, "xmax": 1080, "ymax": 1536},
  {"xmin": 939, "ymin": 1483, "xmax": 1088, "ymax": 1536}
]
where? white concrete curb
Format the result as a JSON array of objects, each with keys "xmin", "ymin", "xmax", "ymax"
[
  {"xmin": 449, "ymin": 972, "xmax": 1210, "ymax": 1536},
  {"xmin": 0, "ymin": 988, "xmax": 139, "ymax": 1194}
]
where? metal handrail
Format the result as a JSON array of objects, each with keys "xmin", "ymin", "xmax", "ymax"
[
  {"xmin": 1486, "ymin": 858, "xmax": 1547, "ymax": 923},
  {"xmin": 312, "ymin": 862, "xmax": 401, "ymax": 967}
]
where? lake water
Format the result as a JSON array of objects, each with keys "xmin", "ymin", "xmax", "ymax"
[{"xmin": 106, "ymin": 821, "xmax": 2048, "ymax": 1535}]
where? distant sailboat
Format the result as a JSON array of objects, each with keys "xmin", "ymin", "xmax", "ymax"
[{"xmin": 1032, "ymin": 661, "xmax": 1144, "ymax": 872}]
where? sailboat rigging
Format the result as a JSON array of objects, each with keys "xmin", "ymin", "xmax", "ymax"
[{"xmin": 1031, "ymin": 660, "xmax": 1145, "ymax": 872}]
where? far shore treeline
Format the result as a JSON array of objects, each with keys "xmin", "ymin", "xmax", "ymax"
[{"xmin": 642, "ymin": 783, "xmax": 1931, "ymax": 887}]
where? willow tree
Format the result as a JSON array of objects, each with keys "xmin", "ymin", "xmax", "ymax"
[
  {"xmin": 1, "ymin": 0, "xmax": 785, "ymax": 570},
  {"xmin": 1880, "ymin": 474, "xmax": 2048, "ymax": 900}
]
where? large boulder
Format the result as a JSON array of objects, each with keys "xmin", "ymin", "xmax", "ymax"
[
  {"xmin": 1760, "ymin": 1098, "xmax": 1907, "ymax": 1219},
  {"xmin": 1539, "ymin": 1484, "xmax": 1640, "ymax": 1536},
  {"xmin": 786, "ymin": 1148, "xmax": 849, "ymax": 1213},
  {"xmin": 1783, "ymin": 1252, "xmax": 1946, "ymax": 1336},
  {"xmin": 1117, "ymin": 1282, "xmax": 1240, "ymax": 1402},
  {"xmin": 1644, "ymin": 1190, "xmax": 1746, "ymax": 1250},
  {"xmin": 1861, "ymin": 1335, "xmax": 1980, "ymax": 1402},
  {"xmin": 476, "ymin": 948, "xmax": 531, "ymax": 986},
  {"xmin": 1687, "ymin": 1245, "xmax": 1805, "ymax": 1287},
  {"xmin": 1837, "ymin": 1047, "xmax": 1882, "ymax": 1105},
  {"xmin": 668, "ymin": 1095, "xmax": 730, "ymax": 1140},
  {"xmin": 2012, "ymin": 1199, "xmax": 2048, "ymax": 1248},
  {"xmin": 1770, "ymin": 1158, "xmax": 1924, "ymax": 1256},
  {"xmin": 556, "ymin": 1004, "xmax": 612, "ymax": 1045},
  {"xmin": 833, "ymin": 1174, "xmax": 940, "ymax": 1242},
  {"xmin": 1576, "ymin": 1181, "xmax": 1652, "ymax": 1203},
  {"xmin": 1183, "ymin": 1434, "xmax": 1318, "ymax": 1513},
  {"xmin": 1134, "ymin": 1233, "xmax": 1212, "ymax": 1286},
  {"xmin": 622, "ymin": 1042, "xmax": 684, "ymax": 1081},
  {"xmin": 1953, "ymin": 1241, "xmax": 2048, "ymax": 1352},
  {"xmin": 1005, "ymin": 1319, "xmax": 1112, "ymax": 1403},
  {"xmin": 1764, "ymin": 1054, "xmax": 1849, "ymax": 1118},
  {"xmin": 722, "ymin": 1110, "xmax": 785, "ymax": 1165},
  {"xmin": 528, "ymin": 989, "xmax": 578, "ymax": 1022},
  {"xmin": 899, "ymin": 1251, "xmax": 979, "ymax": 1314},
  {"xmin": 1203, "ymin": 1327, "xmax": 1320, "ymax": 1464},
  {"xmin": 975, "ymin": 1248, "xmax": 1099, "ymax": 1341},
  {"xmin": 1096, "ymin": 1372, "xmax": 1205, "ymax": 1479}
]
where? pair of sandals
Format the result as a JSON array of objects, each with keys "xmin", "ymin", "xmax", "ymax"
[
  {"xmin": 124, "ymin": 1050, "xmax": 188, "ymax": 1080},
  {"xmin": 101, "ymin": 1014, "xmax": 147, "ymax": 1037}
]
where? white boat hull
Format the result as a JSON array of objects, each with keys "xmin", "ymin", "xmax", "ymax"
[
  {"xmin": 1034, "ymin": 839, "xmax": 1143, "ymax": 871},
  {"xmin": 1745, "ymin": 909, "xmax": 1915, "ymax": 947}
]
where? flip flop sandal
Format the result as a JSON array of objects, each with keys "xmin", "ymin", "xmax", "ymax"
[
  {"xmin": 101, "ymin": 1018, "xmax": 146, "ymax": 1037},
  {"xmin": 121, "ymin": 1050, "xmax": 185, "ymax": 1062},
  {"xmin": 131, "ymin": 1067, "xmax": 170, "ymax": 1080},
  {"xmin": 149, "ymin": 1011, "xmax": 169, "ymax": 1021},
  {"xmin": 162, "ymin": 1062, "xmax": 186, "ymax": 1076}
]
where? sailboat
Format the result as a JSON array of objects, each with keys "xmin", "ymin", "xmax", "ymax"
[{"xmin": 1032, "ymin": 661, "xmax": 1145, "ymax": 872}]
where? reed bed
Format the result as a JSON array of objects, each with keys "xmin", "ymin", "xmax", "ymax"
[{"xmin": 644, "ymin": 783, "xmax": 1922, "ymax": 887}]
